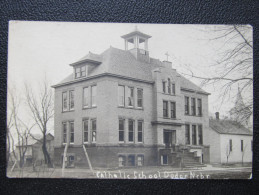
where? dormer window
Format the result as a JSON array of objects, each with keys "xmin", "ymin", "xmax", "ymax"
[{"xmin": 75, "ymin": 66, "xmax": 86, "ymax": 79}]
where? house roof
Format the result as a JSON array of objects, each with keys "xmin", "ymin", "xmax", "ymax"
[
  {"xmin": 70, "ymin": 52, "xmax": 102, "ymax": 66},
  {"xmin": 53, "ymin": 47, "xmax": 209, "ymax": 95},
  {"xmin": 209, "ymin": 119, "xmax": 252, "ymax": 136},
  {"xmin": 16, "ymin": 133, "xmax": 54, "ymax": 147}
]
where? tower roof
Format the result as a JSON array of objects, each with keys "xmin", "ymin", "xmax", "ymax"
[{"xmin": 121, "ymin": 28, "xmax": 152, "ymax": 42}]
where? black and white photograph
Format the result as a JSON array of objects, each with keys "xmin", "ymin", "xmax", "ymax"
[{"xmin": 6, "ymin": 21, "xmax": 253, "ymax": 179}]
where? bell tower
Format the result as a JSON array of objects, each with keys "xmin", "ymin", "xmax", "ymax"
[{"xmin": 121, "ymin": 26, "xmax": 152, "ymax": 63}]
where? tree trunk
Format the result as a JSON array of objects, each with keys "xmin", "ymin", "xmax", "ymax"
[{"xmin": 42, "ymin": 134, "xmax": 53, "ymax": 168}]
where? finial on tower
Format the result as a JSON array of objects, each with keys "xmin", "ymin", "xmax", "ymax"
[
  {"xmin": 135, "ymin": 25, "xmax": 138, "ymax": 31},
  {"xmin": 165, "ymin": 52, "xmax": 170, "ymax": 61}
]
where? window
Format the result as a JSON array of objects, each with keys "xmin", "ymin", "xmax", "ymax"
[
  {"xmin": 191, "ymin": 98, "xmax": 196, "ymax": 115},
  {"xmin": 185, "ymin": 97, "xmax": 189, "ymax": 115},
  {"xmin": 91, "ymin": 86, "xmax": 97, "ymax": 107},
  {"xmin": 163, "ymin": 101, "xmax": 168, "ymax": 118},
  {"xmin": 170, "ymin": 102, "xmax": 176, "ymax": 118},
  {"xmin": 70, "ymin": 121, "xmax": 74, "ymax": 144},
  {"xmin": 168, "ymin": 79, "xmax": 171, "ymax": 94},
  {"xmin": 192, "ymin": 125, "xmax": 197, "ymax": 145},
  {"xmin": 251, "ymin": 140, "xmax": 253, "ymax": 152},
  {"xmin": 91, "ymin": 119, "xmax": 97, "ymax": 143},
  {"xmin": 137, "ymin": 155, "xmax": 144, "ymax": 166},
  {"xmin": 137, "ymin": 121, "xmax": 143, "ymax": 143},
  {"xmin": 62, "ymin": 92, "xmax": 68, "ymax": 111},
  {"xmin": 75, "ymin": 66, "xmax": 86, "ymax": 78},
  {"xmin": 69, "ymin": 91, "xmax": 75, "ymax": 110},
  {"xmin": 172, "ymin": 83, "xmax": 175, "ymax": 95},
  {"xmin": 128, "ymin": 120, "xmax": 134, "ymax": 142},
  {"xmin": 229, "ymin": 139, "xmax": 232, "ymax": 152},
  {"xmin": 137, "ymin": 88, "xmax": 143, "ymax": 108},
  {"xmin": 162, "ymin": 81, "xmax": 166, "ymax": 93},
  {"xmin": 197, "ymin": 99, "xmax": 202, "ymax": 116},
  {"xmin": 83, "ymin": 87, "xmax": 89, "ymax": 108},
  {"xmin": 198, "ymin": 125, "xmax": 203, "ymax": 145},
  {"xmin": 128, "ymin": 87, "xmax": 134, "ymax": 107},
  {"xmin": 241, "ymin": 140, "xmax": 244, "ymax": 152},
  {"xmin": 63, "ymin": 122, "xmax": 67, "ymax": 144},
  {"xmin": 118, "ymin": 156, "xmax": 126, "ymax": 167},
  {"xmin": 128, "ymin": 155, "xmax": 135, "ymax": 166},
  {"xmin": 119, "ymin": 119, "xmax": 125, "ymax": 142},
  {"xmin": 83, "ymin": 119, "xmax": 88, "ymax": 143},
  {"xmin": 118, "ymin": 86, "xmax": 125, "ymax": 106},
  {"xmin": 161, "ymin": 155, "xmax": 168, "ymax": 165},
  {"xmin": 185, "ymin": 124, "xmax": 190, "ymax": 145}
]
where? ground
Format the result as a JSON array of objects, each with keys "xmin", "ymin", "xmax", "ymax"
[{"xmin": 7, "ymin": 165, "xmax": 252, "ymax": 179}]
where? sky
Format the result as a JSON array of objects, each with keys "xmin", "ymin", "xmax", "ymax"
[{"xmin": 7, "ymin": 21, "xmax": 253, "ymax": 135}]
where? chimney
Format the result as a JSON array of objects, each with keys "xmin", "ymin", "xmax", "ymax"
[{"xmin": 215, "ymin": 112, "xmax": 219, "ymax": 120}]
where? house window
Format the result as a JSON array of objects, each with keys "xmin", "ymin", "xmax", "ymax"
[
  {"xmin": 161, "ymin": 155, "xmax": 168, "ymax": 165},
  {"xmin": 118, "ymin": 85, "xmax": 125, "ymax": 106},
  {"xmin": 168, "ymin": 79, "xmax": 171, "ymax": 94},
  {"xmin": 185, "ymin": 124, "xmax": 190, "ymax": 145},
  {"xmin": 163, "ymin": 101, "xmax": 168, "ymax": 118},
  {"xmin": 118, "ymin": 156, "xmax": 126, "ymax": 167},
  {"xmin": 172, "ymin": 83, "xmax": 175, "ymax": 95},
  {"xmin": 119, "ymin": 119, "xmax": 125, "ymax": 142},
  {"xmin": 185, "ymin": 97, "xmax": 189, "ymax": 115},
  {"xmin": 191, "ymin": 98, "xmax": 196, "ymax": 115},
  {"xmin": 63, "ymin": 122, "xmax": 67, "ymax": 144},
  {"xmin": 91, "ymin": 86, "xmax": 97, "ymax": 107},
  {"xmin": 198, "ymin": 125, "xmax": 203, "ymax": 145},
  {"xmin": 62, "ymin": 92, "xmax": 68, "ymax": 111},
  {"xmin": 229, "ymin": 139, "xmax": 232, "ymax": 152},
  {"xmin": 170, "ymin": 102, "xmax": 176, "ymax": 118},
  {"xmin": 137, "ymin": 88, "xmax": 143, "ymax": 108},
  {"xmin": 128, "ymin": 87, "xmax": 134, "ymax": 107},
  {"xmin": 69, "ymin": 91, "xmax": 75, "ymax": 110},
  {"xmin": 83, "ymin": 87, "xmax": 89, "ymax": 108},
  {"xmin": 70, "ymin": 121, "xmax": 74, "ymax": 144},
  {"xmin": 128, "ymin": 155, "xmax": 135, "ymax": 166},
  {"xmin": 197, "ymin": 99, "xmax": 202, "ymax": 116},
  {"xmin": 91, "ymin": 119, "xmax": 97, "ymax": 143},
  {"xmin": 83, "ymin": 119, "xmax": 88, "ymax": 143},
  {"xmin": 137, "ymin": 155, "xmax": 144, "ymax": 166},
  {"xmin": 241, "ymin": 140, "xmax": 244, "ymax": 152},
  {"xmin": 192, "ymin": 125, "xmax": 197, "ymax": 145},
  {"xmin": 137, "ymin": 121, "xmax": 143, "ymax": 143},
  {"xmin": 251, "ymin": 140, "xmax": 253, "ymax": 152},
  {"xmin": 162, "ymin": 81, "xmax": 166, "ymax": 93},
  {"xmin": 75, "ymin": 66, "xmax": 86, "ymax": 78},
  {"xmin": 128, "ymin": 120, "xmax": 134, "ymax": 142}
]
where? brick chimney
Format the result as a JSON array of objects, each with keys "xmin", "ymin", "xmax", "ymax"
[{"xmin": 215, "ymin": 112, "xmax": 219, "ymax": 120}]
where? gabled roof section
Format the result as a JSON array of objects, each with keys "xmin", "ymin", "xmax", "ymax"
[
  {"xmin": 209, "ymin": 119, "xmax": 252, "ymax": 135},
  {"xmin": 121, "ymin": 29, "xmax": 152, "ymax": 40},
  {"xmin": 70, "ymin": 52, "xmax": 102, "ymax": 66}
]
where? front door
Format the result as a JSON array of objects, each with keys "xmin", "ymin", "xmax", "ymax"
[{"xmin": 163, "ymin": 130, "xmax": 176, "ymax": 148}]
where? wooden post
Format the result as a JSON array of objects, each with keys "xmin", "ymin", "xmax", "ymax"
[{"xmin": 83, "ymin": 145, "xmax": 93, "ymax": 171}]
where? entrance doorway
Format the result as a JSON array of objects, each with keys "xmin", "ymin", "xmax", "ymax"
[{"xmin": 163, "ymin": 130, "xmax": 176, "ymax": 148}]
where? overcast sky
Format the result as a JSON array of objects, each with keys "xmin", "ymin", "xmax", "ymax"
[{"xmin": 7, "ymin": 21, "xmax": 253, "ymax": 134}]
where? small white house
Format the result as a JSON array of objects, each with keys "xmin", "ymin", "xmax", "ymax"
[{"xmin": 208, "ymin": 114, "xmax": 253, "ymax": 164}]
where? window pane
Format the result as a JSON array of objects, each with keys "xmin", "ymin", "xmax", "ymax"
[
  {"xmin": 118, "ymin": 86, "xmax": 125, "ymax": 106},
  {"xmin": 172, "ymin": 84, "xmax": 175, "ymax": 94},
  {"xmin": 83, "ymin": 87, "xmax": 89, "ymax": 107},
  {"xmin": 63, "ymin": 123, "xmax": 67, "ymax": 143},
  {"xmin": 170, "ymin": 102, "xmax": 176, "ymax": 118},
  {"xmin": 81, "ymin": 66, "xmax": 86, "ymax": 77},
  {"xmin": 198, "ymin": 99, "xmax": 202, "ymax": 116},
  {"xmin": 168, "ymin": 79, "xmax": 171, "ymax": 94},
  {"xmin": 92, "ymin": 119, "xmax": 97, "ymax": 142},
  {"xmin": 191, "ymin": 98, "xmax": 196, "ymax": 115},
  {"xmin": 62, "ymin": 92, "xmax": 67, "ymax": 111},
  {"xmin": 91, "ymin": 86, "xmax": 97, "ymax": 107},
  {"xmin": 138, "ymin": 121, "xmax": 143, "ymax": 142},
  {"xmin": 128, "ymin": 87, "xmax": 134, "ymax": 107},
  {"xmin": 241, "ymin": 140, "xmax": 243, "ymax": 152},
  {"xmin": 198, "ymin": 125, "xmax": 203, "ymax": 145},
  {"xmin": 192, "ymin": 125, "xmax": 197, "ymax": 145},
  {"xmin": 185, "ymin": 97, "xmax": 189, "ymax": 114},
  {"xmin": 162, "ymin": 82, "xmax": 166, "ymax": 93},
  {"xmin": 128, "ymin": 120, "xmax": 134, "ymax": 142},
  {"xmin": 83, "ymin": 120, "xmax": 88, "ymax": 142},
  {"xmin": 70, "ymin": 122, "xmax": 74, "ymax": 143},
  {"xmin": 69, "ymin": 91, "xmax": 75, "ymax": 110},
  {"xmin": 137, "ymin": 155, "xmax": 144, "ymax": 166},
  {"xmin": 128, "ymin": 155, "xmax": 135, "ymax": 166},
  {"xmin": 75, "ymin": 67, "xmax": 81, "ymax": 78},
  {"xmin": 119, "ymin": 156, "xmax": 126, "ymax": 167},
  {"xmin": 119, "ymin": 119, "xmax": 124, "ymax": 142},
  {"xmin": 163, "ymin": 101, "xmax": 168, "ymax": 117},
  {"xmin": 185, "ymin": 125, "xmax": 190, "ymax": 145}
]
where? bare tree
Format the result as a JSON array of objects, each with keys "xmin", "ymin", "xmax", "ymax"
[
  {"xmin": 25, "ymin": 80, "xmax": 54, "ymax": 168},
  {"xmin": 182, "ymin": 25, "xmax": 253, "ymax": 120}
]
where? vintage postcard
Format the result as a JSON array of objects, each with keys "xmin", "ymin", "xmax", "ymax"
[{"xmin": 7, "ymin": 21, "xmax": 253, "ymax": 179}]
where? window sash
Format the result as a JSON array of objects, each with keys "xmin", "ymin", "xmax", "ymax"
[
  {"xmin": 119, "ymin": 119, "xmax": 125, "ymax": 142},
  {"xmin": 198, "ymin": 125, "xmax": 203, "ymax": 145},
  {"xmin": 191, "ymin": 98, "xmax": 196, "ymax": 115},
  {"xmin": 137, "ymin": 155, "xmax": 144, "ymax": 166},
  {"xmin": 75, "ymin": 67, "xmax": 81, "ymax": 78},
  {"xmin": 83, "ymin": 87, "xmax": 89, "ymax": 108},
  {"xmin": 137, "ymin": 89, "xmax": 143, "ymax": 108},
  {"xmin": 185, "ymin": 125, "xmax": 190, "ymax": 145},
  {"xmin": 62, "ymin": 92, "xmax": 68, "ymax": 111},
  {"xmin": 128, "ymin": 120, "xmax": 134, "ymax": 142},
  {"xmin": 118, "ymin": 156, "xmax": 126, "ymax": 167},
  {"xmin": 197, "ymin": 99, "xmax": 202, "ymax": 116},
  {"xmin": 63, "ymin": 123, "xmax": 67, "ymax": 143},
  {"xmin": 185, "ymin": 97, "xmax": 189, "ymax": 114},
  {"xmin": 69, "ymin": 91, "xmax": 75, "ymax": 110},
  {"xmin": 163, "ymin": 101, "xmax": 168, "ymax": 117},
  {"xmin": 192, "ymin": 125, "xmax": 197, "ymax": 145},
  {"xmin": 170, "ymin": 102, "xmax": 176, "ymax": 118},
  {"xmin": 128, "ymin": 87, "xmax": 134, "ymax": 107},
  {"xmin": 162, "ymin": 82, "xmax": 166, "ymax": 93},
  {"xmin": 70, "ymin": 122, "xmax": 74, "ymax": 143},
  {"xmin": 118, "ymin": 86, "xmax": 125, "ymax": 106},
  {"xmin": 83, "ymin": 120, "xmax": 88, "ymax": 143},
  {"xmin": 241, "ymin": 140, "xmax": 244, "ymax": 152},
  {"xmin": 229, "ymin": 140, "xmax": 232, "ymax": 151},
  {"xmin": 168, "ymin": 79, "xmax": 171, "ymax": 94},
  {"xmin": 91, "ymin": 86, "xmax": 97, "ymax": 107},
  {"xmin": 137, "ymin": 121, "xmax": 143, "ymax": 143},
  {"xmin": 172, "ymin": 83, "xmax": 175, "ymax": 95},
  {"xmin": 91, "ymin": 119, "xmax": 97, "ymax": 142}
]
